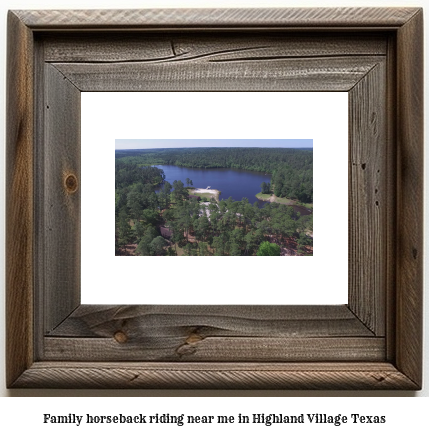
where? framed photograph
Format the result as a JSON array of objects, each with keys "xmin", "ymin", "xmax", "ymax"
[{"xmin": 6, "ymin": 7, "xmax": 423, "ymax": 389}]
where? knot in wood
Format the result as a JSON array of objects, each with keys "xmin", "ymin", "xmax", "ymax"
[
  {"xmin": 65, "ymin": 174, "xmax": 78, "ymax": 193},
  {"xmin": 114, "ymin": 331, "xmax": 128, "ymax": 343},
  {"xmin": 186, "ymin": 333, "xmax": 203, "ymax": 344}
]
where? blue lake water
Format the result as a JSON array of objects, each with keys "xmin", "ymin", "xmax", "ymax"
[{"xmin": 156, "ymin": 164, "xmax": 272, "ymax": 207}]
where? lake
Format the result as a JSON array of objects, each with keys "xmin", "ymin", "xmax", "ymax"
[{"xmin": 155, "ymin": 164, "xmax": 311, "ymax": 215}]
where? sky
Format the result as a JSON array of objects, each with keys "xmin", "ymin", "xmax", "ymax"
[{"xmin": 115, "ymin": 139, "xmax": 313, "ymax": 150}]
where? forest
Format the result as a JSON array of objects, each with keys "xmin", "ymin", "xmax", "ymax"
[{"xmin": 115, "ymin": 147, "xmax": 313, "ymax": 256}]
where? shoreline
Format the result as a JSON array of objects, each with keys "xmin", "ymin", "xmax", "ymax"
[
  {"xmin": 189, "ymin": 188, "xmax": 220, "ymax": 201},
  {"xmin": 255, "ymin": 193, "xmax": 313, "ymax": 209}
]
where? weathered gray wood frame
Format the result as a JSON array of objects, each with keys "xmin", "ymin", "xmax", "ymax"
[{"xmin": 6, "ymin": 8, "xmax": 423, "ymax": 389}]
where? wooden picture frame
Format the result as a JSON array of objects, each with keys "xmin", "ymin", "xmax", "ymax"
[{"xmin": 6, "ymin": 7, "xmax": 423, "ymax": 389}]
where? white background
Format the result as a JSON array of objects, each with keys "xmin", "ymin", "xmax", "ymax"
[
  {"xmin": 82, "ymin": 92, "xmax": 348, "ymax": 305},
  {"xmin": 0, "ymin": 0, "xmax": 427, "ymax": 422}
]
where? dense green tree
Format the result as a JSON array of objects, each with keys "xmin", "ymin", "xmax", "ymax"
[
  {"xmin": 126, "ymin": 189, "xmax": 144, "ymax": 221},
  {"xmin": 212, "ymin": 236, "xmax": 225, "ymax": 256},
  {"xmin": 198, "ymin": 242, "xmax": 209, "ymax": 256},
  {"xmin": 261, "ymin": 181, "xmax": 271, "ymax": 194},
  {"xmin": 117, "ymin": 210, "xmax": 133, "ymax": 247},
  {"xmin": 183, "ymin": 243, "xmax": 196, "ymax": 256},
  {"xmin": 150, "ymin": 236, "xmax": 168, "ymax": 255},
  {"xmin": 166, "ymin": 246, "xmax": 176, "ymax": 256},
  {"xmin": 172, "ymin": 180, "xmax": 187, "ymax": 202},
  {"xmin": 194, "ymin": 215, "xmax": 210, "ymax": 242},
  {"xmin": 142, "ymin": 208, "xmax": 159, "ymax": 227},
  {"xmin": 229, "ymin": 242, "xmax": 242, "ymax": 256},
  {"xmin": 134, "ymin": 220, "xmax": 146, "ymax": 240},
  {"xmin": 162, "ymin": 208, "xmax": 175, "ymax": 222},
  {"xmin": 244, "ymin": 231, "xmax": 258, "ymax": 255},
  {"xmin": 116, "ymin": 161, "xmax": 165, "ymax": 189},
  {"xmin": 168, "ymin": 220, "xmax": 185, "ymax": 252},
  {"xmin": 257, "ymin": 241, "xmax": 281, "ymax": 256},
  {"xmin": 136, "ymin": 236, "xmax": 153, "ymax": 256},
  {"xmin": 135, "ymin": 227, "xmax": 159, "ymax": 256},
  {"xmin": 159, "ymin": 181, "xmax": 172, "ymax": 210}
]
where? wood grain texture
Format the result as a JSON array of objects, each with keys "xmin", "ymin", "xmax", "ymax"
[
  {"xmin": 42, "ymin": 34, "xmax": 387, "ymax": 63},
  {"xmin": 348, "ymin": 62, "xmax": 386, "ymax": 336},
  {"xmin": 395, "ymin": 10, "xmax": 423, "ymax": 388},
  {"xmin": 44, "ymin": 337, "xmax": 385, "ymax": 362},
  {"xmin": 43, "ymin": 64, "xmax": 81, "ymax": 333},
  {"xmin": 47, "ymin": 305, "xmax": 375, "ymax": 338},
  {"xmin": 6, "ymin": 11, "xmax": 35, "ymax": 388},
  {"xmin": 44, "ymin": 305, "xmax": 380, "ymax": 362},
  {"xmin": 11, "ymin": 362, "xmax": 419, "ymax": 390},
  {"xmin": 52, "ymin": 56, "xmax": 383, "ymax": 92},
  {"xmin": 14, "ymin": 8, "xmax": 420, "ymax": 29}
]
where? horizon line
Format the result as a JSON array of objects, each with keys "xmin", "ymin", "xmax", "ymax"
[
  {"xmin": 115, "ymin": 146, "xmax": 313, "ymax": 151},
  {"xmin": 115, "ymin": 139, "xmax": 313, "ymax": 150}
]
